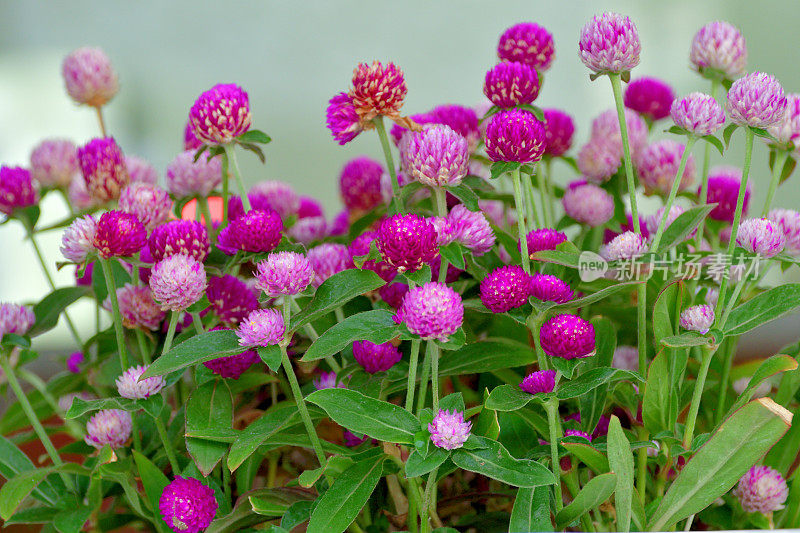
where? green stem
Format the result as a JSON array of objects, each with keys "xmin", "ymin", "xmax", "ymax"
[
  {"xmin": 636, "ymin": 427, "xmax": 649, "ymax": 502},
  {"xmin": 430, "ymin": 343, "xmax": 440, "ymax": 413},
  {"xmin": 154, "ymin": 416, "xmax": 180, "ymax": 473},
  {"xmin": 416, "ymin": 343, "xmax": 432, "ymax": 417},
  {"xmin": 544, "ymin": 158, "xmax": 557, "ymax": 224},
  {"xmin": 18, "ymin": 368, "xmax": 82, "ymax": 438},
  {"xmin": 511, "ymin": 169, "xmax": 531, "ymax": 273},
  {"xmin": 649, "ymin": 137, "xmax": 697, "ymax": 251},
  {"xmin": 420, "ymin": 467, "xmax": 439, "ymax": 533},
  {"xmin": 714, "ymin": 338, "xmax": 737, "ymax": 424},
  {"xmin": 162, "ymin": 311, "xmax": 180, "ymax": 356},
  {"xmin": 223, "ymin": 144, "xmax": 251, "ymax": 212},
  {"xmin": 609, "ymin": 73, "xmax": 641, "ymax": 235},
  {"xmin": 221, "ymin": 153, "xmax": 230, "ymax": 227},
  {"xmin": 94, "ymin": 106, "xmax": 107, "ymax": 137},
  {"xmin": 100, "ymin": 258, "xmax": 128, "ymax": 369},
  {"xmin": 135, "ymin": 329, "xmax": 151, "ymax": 365},
  {"xmin": 637, "ymin": 284, "xmax": 647, "ymax": 375},
  {"xmin": 544, "ymin": 396, "xmax": 564, "ymax": 511},
  {"xmin": 683, "ymin": 345, "xmax": 715, "ymax": 449},
  {"xmin": 222, "ymin": 451, "xmax": 231, "ymax": 501},
  {"xmin": 536, "ymin": 163, "xmax": 552, "ymax": 228},
  {"xmin": 373, "ymin": 116, "xmax": 404, "ymax": 214},
  {"xmin": 694, "ymin": 79, "xmax": 721, "ymax": 250},
  {"xmin": 196, "ymin": 195, "xmax": 215, "ymax": 238},
  {"xmin": 529, "ymin": 315, "xmax": 549, "ymax": 371},
  {"xmin": 290, "ymin": 298, "xmax": 341, "ymax": 372},
  {"xmin": 190, "ymin": 311, "xmax": 205, "ymax": 335},
  {"xmin": 433, "ymin": 187, "xmax": 449, "ymax": 283},
  {"xmin": 405, "ymin": 339, "xmax": 422, "ymax": 411},
  {"xmin": 762, "ymin": 149, "xmax": 789, "ymax": 217},
  {"xmin": 523, "ymin": 169, "xmax": 541, "ymax": 229}
]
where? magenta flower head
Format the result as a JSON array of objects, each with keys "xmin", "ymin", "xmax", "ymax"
[
  {"xmin": 670, "ymin": 92, "xmax": 726, "ymax": 136},
  {"xmin": 165, "ymin": 150, "xmax": 222, "ymax": 198},
  {"xmin": 204, "ymin": 326, "xmax": 259, "ymax": 379},
  {"xmin": 768, "ymin": 209, "xmax": 800, "ymax": 254},
  {"xmin": 314, "ymin": 371, "xmax": 344, "ymax": 390},
  {"xmin": 733, "ymin": 465, "xmax": 788, "ymax": 514},
  {"xmin": 85, "ymin": 409, "xmax": 131, "ymax": 449},
  {"xmin": 768, "ymin": 93, "xmax": 800, "ymax": 148},
  {"xmin": 308, "ymin": 243, "xmax": 352, "ymax": 287},
  {"xmin": 116, "ymin": 365, "xmax": 165, "ymax": 399},
  {"xmin": 93, "ymin": 211, "xmax": 147, "ymax": 259},
  {"xmin": 638, "ymin": 140, "xmax": 696, "ymax": 195},
  {"xmin": 402, "ymin": 125, "xmax": 469, "ymax": 187},
  {"xmin": 483, "ymin": 61, "xmax": 540, "ymax": 109},
  {"xmin": 377, "ymin": 214, "xmax": 439, "ymax": 273},
  {"xmin": 543, "ymin": 109, "xmax": 575, "ymax": 157},
  {"xmin": 565, "ymin": 429, "xmax": 592, "ymax": 441},
  {"xmin": 680, "ymin": 304, "xmax": 715, "ymax": 334},
  {"xmin": 563, "ymin": 182, "xmax": 614, "ymax": 227},
  {"xmin": 428, "ymin": 104, "xmax": 481, "ymax": 152},
  {"xmin": 78, "ymin": 137, "xmax": 129, "ymax": 202},
  {"xmin": 297, "ymin": 196, "xmax": 323, "ymax": 219},
  {"xmin": 429, "ymin": 409, "xmax": 471, "ymax": 450},
  {"xmin": 497, "ymin": 22, "xmax": 555, "ymax": 71},
  {"xmin": 326, "ymin": 92, "xmax": 364, "ymax": 145},
  {"xmin": 62, "ymin": 47, "xmax": 118, "ymax": 107},
  {"xmin": 485, "ymin": 109, "xmax": 546, "ymax": 164},
  {"xmin": 704, "ymin": 166, "xmax": 750, "ymax": 222},
  {"xmin": 0, "ymin": 166, "xmax": 38, "ymax": 215},
  {"xmin": 646, "ymin": 205, "xmax": 687, "ymax": 237},
  {"xmin": 184, "ymin": 120, "xmax": 202, "ymax": 151},
  {"xmin": 530, "ymin": 274, "xmax": 574, "ymax": 304},
  {"xmin": 67, "ymin": 352, "xmax": 84, "ymax": 373},
  {"xmin": 112, "ymin": 284, "xmax": 166, "ymax": 330},
  {"xmin": 480, "ymin": 265, "xmax": 533, "ymax": 313},
  {"xmin": 690, "ymin": 21, "xmax": 747, "ymax": 80},
  {"xmin": 520, "ymin": 369, "xmax": 556, "ymax": 395},
  {"xmin": 255, "ymin": 251, "xmax": 314, "ymax": 297},
  {"xmin": 0, "ymin": 303, "xmax": 35, "ymax": 337},
  {"xmin": 237, "ymin": 308, "xmax": 285, "ymax": 347},
  {"xmin": 577, "ymin": 139, "xmax": 621, "ymax": 183},
  {"xmin": 189, "ymin": 83, "xmax": 251, "ymax": 145},
  {"xmin": 119, "ymin": 183, "xmax": 172, "ymax": 233},
  {"xmin": 249, "ymin": 181, "xmax": 300, "ymax": 220},
  {"xmin": 159, "ymin": 476, "xmax": 218, "ymax": 533},
  {"xmin": 339, "ymin": 156, "xmax": 385, "ymax": 212},
  {"xmin": 397, "ymin": 282, "xmax": 463, "ymax": 340},
  {"xmin": 217, "ymin": 209, "xmax": 283, "ymax": 255},
  {"xmin": 288, "ymin": 217, "xmax": 326, "ymax": 245},
  {"xmin": 736, "ymin": 218, "xmax": 786, "ymax": 258},
  {"xmin": 624, "ymin": 77, "xmax": 675, "ymax": 122},
  {"xmin": 727, "ymin": 72, "xmax": 787, "ymax": 128},
  {"xmin": 379, "ymin": 282, "xmax": 409, "ymax": 310},
  {"xmin": 350, "ymin": 61, "xmax": 407, "ymax": 122},
  {"xmin": 448, "ymin": 204, "xmax": 495, "ymax": 255},
  {"xmin": 601, "ymin": 231, "xmax": 647, "ymax": 260},
  {"xmin": 149, "ymin": 255, "xmax": 207, "ymax": 311},
  {"xmin": 68, "ymin": 174, "xmax": 96, "ymax": 210},
  {"xmin": 207, "ymin": 275, "xmax": 259, "ymax": 325},
  {"xmin": 125, "ymin": 156, "xmax": 158, "ymax": 185},
  {"xmin": 524, "ymin": 228, "xmax": 568, "ymax": 259},
  {"xmin": 352, "ymin": 340, "xmax": 402, "ymax": 374},
  {"xmin": 61, "ymin": 215, "xmax": 98, "ymax": 263},
  {"xmin": 579, "ymin": 13, "xmax": 641, "ymax": 74},
  {"xmin": 149, "ymin": 220, "xmax": 210, "ymax": 264},
  {"xmin": 30, "ymin": 139, "xmax": 78, "ymax": 188},
  {"xmin": 540, "ymin": 314, "xmax": 596, "ymax": 359}
]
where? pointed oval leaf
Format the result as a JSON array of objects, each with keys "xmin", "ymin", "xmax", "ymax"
[
  {"xmin": 555, "ymin": 472, "xmax": 617, "ymax": 529},
  {"xmin": 723, "ymin": 284, "xmax": 800, "ymax": 337},
  {"xmin": 142, "ymin": 329, "xmax": 242, "ymax": 378},
  {"xmin": 290, "ymin": 269, "xmax": 385, "ymax": 331},
  {"xmin": 302, "ymin": 310, "xmax": 398, "ymax": 362},
  {"xmin": 451, "ymin": 437, "xmax": 556, "ymax": 488}
]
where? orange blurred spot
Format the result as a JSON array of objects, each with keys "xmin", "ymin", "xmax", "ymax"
[{"xmin": 181, "ymin": 196, "xmax": 224, "ymax": 225}]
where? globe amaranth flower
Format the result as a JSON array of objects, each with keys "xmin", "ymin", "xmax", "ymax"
[
  {"xmin": 624, "ymin": 77, "xmax": 675, "ymax": 122},
  {"xmin": 680, "ymin": 305, "xmax": 715, "ymax": 334},
  {"xmin": 314, "ymin": 371, "xmax": 344, "ymax": 390},
  {"xmin": 590, "ymin": 108, "xmax": 649, "ymax": 158},
  {"xmin": 604, "ymin": 212, "xmax": 650, "ymax": 243},
  {"xmin": 165, "ymin": 149, "xmax": 222, "ymax": 198},
  {"xmin": 577, "ymin": 139, "xmax": 621, "ymax": 183},
  {"xmin": 184, "ymin": 120, "xmax": 202, "ymax": 151},
  {"xmin": 159, "ymin": 476, "xmax": 218, "ymax": 533},
  {"xmin": 67, "ymin": 351, "xmax": 84, "ymax": 373},
  {"xmin": 397, "ymin": 282, "xmax": 463, "ymax": 340},
  {"xmin": 601, "ymin": 231, "xmax": 648, "ymax": 261},
  {"xmin": 288, "ymin": 216, "xmax": 327, "ymax": 245},
  {"xmin": 352, "ymin": 340, "xmax": 403, "ymax": 374},
  {"xmin": 350, "ymin": 61, "xmax": 407, "ymax": 122},
  {"xmin": 255, "ymin": 251, "xmax": 314, "ymax": 297},
  {"xmin": 297, "ymin": 196, "xmax": 324, "ymax": 219},
  {"xmin": 125, "ymin": 156, "xmax": 158, "ymax": 185},
  {"xmin": 524, "ymin": 228, "xmax": 568, "ymax": 259},
  {"xmin": 308, "ymin": 243, "xmax": 352, "ymax": 287},
  {"xmin": 530, "ymin": 274, "xmax": 574, "ymax": 304},
  {"xmin": 612, "ymin": 345, "xmax": 639, "ymax": 371},
  {"xmin": 339, "ymin": 156, "xmax": 385, "ymax": 212},
  {"xmin": 0, "ymin": 166, "xmax": 38, "ymax": 215},
  {"xmin": 562, "ymin": 182, "xmax": 614, "ymax": 227},
  {"xmin": 348, "ymin": 231, "xmax": 396, "ymax": 281},
  {"xmin": 427, "ymin": 104, "xmax": 481, "ymax": 152},
  {"xmin": 402, "ymin": 125, "xmax": 469, "ymax": 187},
  {"xmin": 0, "ymin": 303, "xmax": 35, "ymax": 337},
  {"xmin": 670, "ymin": 92, "xmax": 726, "ymax": 136},
  {"xmin": 379, "ymin": 282, "xmax": 409, "ymax": 310},
  {"xmin": 85, "ymin": 409, "xmax": 131, "ymax": 449},
  {"xmin": 376, "ymin": 214, "xmax": 439, "ymax": 273},
  {"xmin": 61, "ymin": 215, "xmax": 98, "ymax": 263},
  {"xmin": 249, "ymin": 180, "xmax": 300, "ymax": 220},
  {"xmin": 480, "ymin": 265, "xmax": 532, "ymax": 313},
  {"xmin": 637, "ymin": 140, "xmax": 696, "ymax": 195},
  {"xmin": 767, "ymin": 93, "xmax": 800, "ymax": 148},
  {"xmin": 579, "ymin": 13, "xmax": 641, "ymax": 73},
  {"xmin": 344, "ymin": 430, "xmax": 373, "ymax": 447},
  {"xmin": 203, "ymin": 326, "xmax": 260, "ymax": 379},
  {"xmin": 733, "ymin": 465, "xmax": 788, "ymax": 515},
  {"xmin": 483, "ymin": 61, "xmax": 540, "ymax": 109},
  {"xmin": 189, "ymin": 83, "xmax": 251, "ymax": 145},
  {"xmin": 520, "ymin": 369, "xmax": 556, "ymax": 395},
  {"xmin": 485, "ymin": 109, "xmax": 546, "ymax": 163},
  {"xmin": 149, "ymin": 255, "xmax": 207, "ymax": 311},
  {"xmin": 326, "ymin": 92, "xmax": 364, "ymax": 145},
  {"xmin": 116, "ymin": 365, "xmax": 165, "ymax": 399},
  {"xmin": 110, "ymin": 283, "xmax": 166, "ymax": 330},
  {"xmin": 206, "ymin": 275, "xmax": 259, "ymax": 325},
  {"xmin": 30, "ymin": 139, "xmax": 78, "ymax": 188},
  {"xmin": 68, "ymin": 174, "xmax": 96, "ymax": 210},
  {"xmin": 78, "ymin": 137, "xmax": 129, "ymax": 202},
  {"xmin": 447, "ymin": 204, "xmax": 495, "ymax": 255},
  {"xmin": 543, "ymin": 109, "xmax": 575, "ymax": 157},
  {"xmin": 704, "ymin": 166, "xmax": 750, "ymax": 223},
  {"xmin": 62, "ymin": 47, "xmax": 118, "ymax": 107},
  {"xmin": 690, "ymin": 21, "xmax": 747, "ymax": 80},
  {"xmin": 119, "ymin": 183, "xmax": 172, "ymax": 233},
  {"xmin": 217, "ymin": 209, "xmax": 283, "ymax": 255},
  {"xmin": 540, "ymin": 314, "xmax": 596, "ymax": 359},
  {"xmin": 497, "ymin": 22, "xmax": 555, "ymax": 71},
  {"xmin": 75, "ymin": 262, "xmax": 94, "ymax": 287},
  {"xmin": 768, "ymin": 209, "xmax": 800, "ymax": 254},
  {"xmin": 564, "ymin": 429, "xmax": 592, "ymax": 441},
  {"xmin": 727, "ymin": 72, "xmax": 787, "ymax": 128},
  {"xmin": 93, "ymin": 211, "xmax": 147, "ymax": 258},
  {"xmin": 236, "ymin": 308, "xmax": 285, "ymax": 347},
  {"xmin": 149, "ymin": 220, "xmax": 210, "ymax": 263},
  {"xmin": 736, "ymin": 218, "xmax": 786, "ymax": 257},
  {"xmin": 646, "ymin": 205, "xmax": 689, "ymax": 238},
  {"xmin": 429, "ymin": 409, "xmax": 472, "ymax": 450}
]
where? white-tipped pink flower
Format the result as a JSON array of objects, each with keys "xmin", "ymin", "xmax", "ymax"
[
  {"xmin": 690, "ymin": 21, "xmax": 747, "ymax": 80},
  {"xmin": 85, "ymin": 409, "xmax": 131, "ymax": 449},
  {"xmin": 402, "ymin": 125, "xmax": 470, "ymax": 187},
  {"xmin": 601, "ymin": 231, "xmax": 647, "ymax": 261},
  {"xmin": 61, "ymin": 215, "xmax": 98, "ymax": 263},
  {"xmin": 579, "ymin": 13, "xmax": 641, "ymax": 74},
  {"xmin": 116, "ymin": 365, "xmax": 165, "ymax": 399},
  {"xmin": 563, "ymin": 183, "xmax": 614, "ymax": 227},
  {"xmin": 62, "ymin": 47, "xmax": 118, "ymax": 107},
  {"xmin": 733, "ymin": 466, "xmax": 788, "ymax": 514},
  {"xmin": 670, "ymin": 92, "xmax": 726, "ymax": 136},
  {"xmin": 255, "ymin": 251, "xmax": 315, "ymax": 297},
  {"xmin": 768, "ymin": 209, "xmax": 800, "ymax": 254},
  {"xmin": 767, "ymin": 93, "xmax": 800, "ymax": 148},
  {"xmin": 727, "ymin": 72, "xmax": 787, "ymax": 128},
  {"xmin": 680, "ymin": 305, "xmax": 715, "ymax": 334},
  {"xmin": 236, "ymin": 308, "xmax": 285, "ymax": 347},
  {"xmin": 736, "ymin": 218, "xmax": 786, "ymax": 257}
]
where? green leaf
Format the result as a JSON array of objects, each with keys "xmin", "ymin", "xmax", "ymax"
[
  {"xmin": 28, "ymin": 287, "xmax": 88, "ymax": 336},
  {"xmin": 186, "ymin": 380, "xmax": 233, "ymax": 475},
  {"xmin": 517, "ymin": 104, "xmax": 545, "ymax": 122},
  {"xmin": 660, "ymin": 331, "xmax": 713, "ymax": 348},
  {"xmin": 769, "ymin": 149, "xmax": 797, "ymax": 184},
  {"xmin": 666, "ymin": 125, "xmax": 689, "ymax": 136},
  {"xmin": 555, "ymin": 472, "xmax": 617, "ymax": 529},
  {"xmin": 65, "ymin": 395, "xmax": 164, "ymax": 419},
  {"xmin": 490, "ymin": 161, "xmax": 521, "ymax": 180},
  {"xmin": 556, "ymin": 368, "xmax": 642, "ymax": 400},
  {"xmin": 439, "ymin": 242, "xmax": 466, "ymax": 270},
  {"xmin": 647, "ymin": 398, "xmax": 792, "ymax": 531},
  {"xmin": 485, "ymin": 384, "xmax": 542, "ymax": 411},
  {"xmin": 237, "ymin": 129, "xmax": 272, "ymax": 144},
  {"xmin": 4, "ymin": 506, "xmax": 59, "ymax": 525},
  {"xmin": 606, "ymin": 416, "xmax": 634, "ymax": 532},
  {"xmin": 403, "ymin": 264, "xmax": 432, "ymax": 286},
  {"xmin": 249, "ymin": 488, "xmax": 314, "ymax": 517},
  {"xmin": 54, "ymin": 506, "xmax": 93, "ymax": 533},
  {"xmin": 0, "ymin": 435, "xmax": 59, "ymax": 505},
  {"xmin": 642, "ymin": 349, "xmax": 670, "ymax": 434},
  {"xmin": 725, "ymin": 355, "xmax": 798, "ymax": 416},
  {"xmin": 290, "ymin": 269, "xmax": 385, "ymax": 331},
  {"xmin": 765, "ymin": 402, "xmax": 800, "ymax": 476},
  {"xmin": 302, "ymin": 310, "xmax": 398, "ymax": 362},
  {"xmin": 700, "ymin": 134, "xmax": 725, "ymax": 155},
  {"xmin": 656, "ymin": 204, "xmax": 716, "ymax": 253},
  {"xmin": 0, "ymin": 468, "xmax": 50, "ymax": 520},
  {"xmin": 306, "ymin": 455, "xmax": 385, "ymax": 533},
  {"xmin": 438, "ymin": 339, "xmax": 537, "ymax": 376},
  {"xmin": 405, "ymin": 448, "xmax": 449, "ymax": 478},
  {"xmin": 142, "ymin": 329, "xmax": 243, "ymax": 378},
  {"xmin": 561, "ymin": 442, "xmax": 609, "ymax": 474},
  {"xmin": 723, "ymin": 284, "xmax": 800, "ymax": 336},
  {"xmin": 228, "ymin": 404, "xmax": 300, "ymax": 471},
  {"xmin": 91, "ymin": 257, "xmax": 130, "ymax": 302},
  {"xmin": 509, "ymin": 486, "xmax": 551, "ymax": 532},
  {"xmin": 579, "ymin": 318, "xmax": 616, "ymax": 433},
  {"xmin": 444, "ymin": 184, "xmax": 480, "ymax": 211},
  {"xmin": 132, "ymin": 450, "xmax": 172, "ymax": 533},
  {"xmin": 550, "ymin": 281, "xmax": 641, "ymax": 312},
  {"xmin": 451, "ymin": 436, "xmax": 556, "ymax": 487},
  {"xmin": 257, "ymin": 346, "xmax": 282, "ymax": 372},
  {"xmin": 723, "ymin": 123, "xmax": 739, "ymax": 147},
  {"xmin": 530, "ymin": 249, "xmax": 581, "ymax": 269}
]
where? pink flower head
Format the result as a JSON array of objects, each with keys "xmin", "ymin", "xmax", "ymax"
[
  {"xmin": 638, "ymin": 140, "xmax": 696, "ymax": 195},
  {"xmin": 579, "ymin": 13, "xmax": 641, "ymax": 73},
  {"xmin": 612, "ymin": 345, "xmax": 639, "ymax": 371},
  {"xmin": 149, "ymin": 220, "xmax": 210, "ymax": 264},
  {"xmin": 646, "ymin": 205, "xmax": 688, "ymax": 237},
  {"xmin": 670, "ymin": 92, "xmax": 726, "ymax": 136},
  {"xmin": 483, "ymin": 61, "xmax": 540, "ymax": 109},
  {"xmin": 61, "ymin": 215, "xmax": 98, "ymax": 263},
  {"xmin": 189, "ymin": 83, "xmax": 251, "ymax": 145},
  {"xmin": 68, "ymin": 174, "xmax": 96, "ymax": 210},
  {"xmin": 217, "ymin": 209, "xmax": 283, "ymax": 254},
  {"xmin": 184, "ymin": 120, "xmax": 202, "ymax": 151},
  {"xmin": 736, "ymin": 218, "xmax": 786, "ymax": 258},
  {"xmin": 297, "ymin": 196, "xmax": 324, "ymax": 219},
  {"xmin": 540, "ymin": 314, "xmax": 596, "ymax": 359},
  {"xmin": 497, "ymin": 22, "xmax": 555, "ymax": 71},
  {"xmin": 30, "ymin": 139, "xmax": 78, "ymax": 188},
  {"xmin": 85, "ymin": 409, "xmax": 131, "ymax": 449},
  {"xmin": 111, "ymin": 283, "xmax": 166, "ymax": 330},
  {"xmin": 116, "ymin": 365, "xmax": 165, "ymax": 399},
  {"xmin": 0, "ymin": 166, "xmax": 38, "ymax": 215},
  {"xmin": 768, "ymin": 209, "xmax": 800, "ymax": 254},
  {"xmin": 704, "ymin": 166, "xmax": 750, "ymax": 223},
  {"xmin": 206, "ymin": 275, "xmax": 259, "ymax": 325},
  {"xmin": 543, "ymin": 109, "xmax": 575, "ymax": 157},
  {"xmin": 125, "ymin": 156, "xmax": 159, "ymax": 185},
  {"xmin": 119, "ymin": 183, "xmax": 172, "ymax": 233},
  {"xmin": 159, "ymin": 476, "xmax": 218, "ymax": 533},
  {"xmin": 601, "ymin": 231, "xmax": 648, "ymax": 261},
  {"xmin": 67, "ymin": 351, "xmax": 84, "ymax": 373},
  {"xmin": 0, "ymin": 303, "xmax": 35, "ymax": 337},
  {"xmin": 326, "ymin": 92, "xmax": 364, "ymax": 145},
  {"xmin": 165, "ymin": 150, "xmax": 222, "ymax": 198},
  {"xmin": 93, "ymin": 211, "xmax": 147, "ymax": 258},
  {"xmin": 288, "ymin": 216, "xmax": 327, "ymax": 245},
  {"xmin": 577, "ymin": 139, "xmax": 622, "ymax": 183},
  {"xmin": 733, "ymin": 465, "xmax": 788, "ymax": 514},
  {"xmin": 339, "ymin": 156, "xmax": 385, "ymax": 212},
  {"xmin": 397, "ymin": 282, "xmax": 463, "ymax": 340},
  {"xmin": 767, "ymin": 93, "xmax": 800, "ymax": 148},
  {"xmin": 308, "ymin": 243, "xmax": 352, "ymax": 287},
  {"xmin": 204, "ymin": 326, "xmax": 260, "ymax": 379},
  {"xmin": 520, "ymin": 369, "xmax": 556, "ymax": 395},
  {"xmin": 447, "ymin": 204, "xmax": 495, "ymax": 255},
  {"xmin": 149, "ymin": 254, "xmax": 207, "ymax": 311},
  {"xmin": 249, "ymin": 181, "xmax": 300, "ymax": 220},
  {"xmin": 62, "ymin": 47, "xmax": 118, "ymax": 107},
  {"xmin": 428, "ymin": 104, "xmax": 481, "ymax": 152},
  {"xmin": 530, "ymin": 274, "xmax": 574, "ymax": 304},
  {"xmin": 314, "ymin": 371, "xmax": 344, "ymax": 390},
  {"xmin": 379, "ymin": 282, "xmax": 409, "ymax": 310},
  {"xmin": 485, "ymin": 109, "xmax": 546, "ymax": 163},
  {"xmin": 236, "ymin": 308, "xmax": 285, "ymax": 347},
  {"xmin": 524, "ymin": 228, "xmax": 568, "ymax": 259},
  {"xmin": 352, "ymin": 340, "xmax": 403, "ymax": 374},
  {"xmin": 255, "ymin": 251, "xmax": 315, "ymax": 297},
  {"xmin": 350, "ymin": 61, "xmax": 407, "ymax": 122},
  {"xmin": 591, "ymin": 108, "xmax": 649, "ymax": 159},
  {"xmin": 680, "ymin": 304, "xmax": 715, "ymax": 335},
  {"xmin": 565, "ymin": 429, "xmax": 592, "ymax": 442},
  {"xmin": 690, "ymin": 21, "xmax": 747, "ymax": 80},
  {"xmin": 727, "ymin": 72, "xmax": 787, "ymax": 128},
  {"xmin": 402, "ymin": 125, "xmax": 469, "ymax": 187},
  {"xmin": 78, "ymin": 137, "xmax": 129, "ymax": 202},
  {"xmin": 563, "ymin": 182, "xmax": 614, "ymax": 227},
  {"xmin": 480, "ymin": 265, "xmax": 532, "ymax": 313},
  {"xmin": 377, "ymin": 214, "xmax": 439, "ymax": 273},
  {"xmin": 429, "ymin": 409, "xmax": 471, "ymax": 450},
  {"xmin": 624, "ymin": 77, "xmax": 675, "ymax": 122}
]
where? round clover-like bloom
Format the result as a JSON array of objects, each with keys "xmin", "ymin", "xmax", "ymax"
[
  {"xmin": 624, "ymin": 77, "xmax": 674, "ymax": 122},
  {"xmin": 237, "ymin": 308, "xmax": 285, "ymax": 347},
  {"xmin": 680, "ymin": 304, "xmax": 715, "ymax": 334},
  {"xmin": 30, "ymin": 139, "xmax": 78, "ymax": 188},
  {"xmin": 287, "ymin": 216, "xmax": 327, "ymax": 245},
  {"xmin": 612, "ymin": 345, "xmax": 639, "ymax": 371},
  {"xmin": 184, "ymin": 120, "xmax": 202, "ymax": 151},
  {"xmin": 402, "ymin": 125, "xmax": 469, "ymax": 187},
  {"xmin": 485, "ymin": 109, "xmax": 546, "ymax": 164},
  {"xmin": 637, "ymin": 140, "xmax": 696, "ymax": 195},
  {"xmin": 543, "ymin": 109, "xmax": 575, "ymax": 157},
  {"xmin": 119, "ymin": 183, "xmax": 172, "ymax": 233},
  {"xmin": 670, "ymin": 92, "xmax": 726, "ymax": 136},
  {"xmin": 565, "ymin": 429, "xmax": 592, "ymax": 441},
  {"xmin": 579, "ymin": 13, "xmax": 641, "ymax": 73},
  {"xmin": 67, "ymin": 351, "xmax": 84, "ymax": 373},
  {"xmin": 379, "ymin": 282, "xmax": 409, "ymax": 310},
  {"xmin": 124, "ymin": 156, "xmax": 158, "ymax": 185},
  {"xmin": 0, "ymin": 166, "xmax": 38, "ymax": 215},
  {"xmin": 352, "ymin": 340, "xmax": 403, "ymax": 374},
  {"xmin": 350, "ymin": 61, "xmax": 407, "ymax": 121},
  {"xmin": 448, "ymin": 204, "xmax": 495, "ymax": 255},
  {"xmin": 296, "ymin": 196, "xmax": 323, "ymax": 219},
  {"xmin": 249, "ymin": 181, "xmax": 300, "ymax": 220},
  {"xmin": 85, "ymin": 409, "xmax": 131, "ymax": 449},
  {"xmin": 480, "ymin": 265, "xmax": 532, "ymax": 313},
  {"xmin": 149, "ymin": 255, "xmax": 207, "ymax": 312},
  {"xmin": 727, "ymin": 72, "xmax": 787, "ymax": 128},
  {"xmin": 376, "ymin": 214, "xmax": 439, "ymax": 273},
  {"xmin": 428, "ymin": 104, "xmax": 481, "ymax": 152},
  {"xmin": 112, "ymin": 284, "xmax": 166, "ymax": 330},
  {"xmin": 733, "ymin": 465, "xmax": 788, "ymax": 514},
  {"xmin": 314, "ymin": 371, "xmax": 343, "ymax": 390},
  {"xmin": 524, "ymin": 228, "xmax": 568, "ymax": 259},
  {"xmin": 68, "ymin": 174, "xmax": 96, "ymax": 210},
  {"xmin": 590, "ymin": 108, "xmax": 649, "ymax": 157},
  {"xmin": 116, "ymin": 365, "xmax": 165, "ymax": 399},
  {"xmin": 601, "ymin": 231, "xmax": 648, "ymax": 261},
  {"xmin": 646, "ymin": 205, "xmax": 687, "ymax": 237},
  {"xmin": 768, "ymin": 209, "xmax": 800, "ymax": 254},
  {"xmin": 520, "ymin": 369, "xmax": 556, "ymax": 395},
  {"xmin": 165, "ymin": 150, "xmax": 222, "ymax": 197},
  {"xmin": 0, "ymin": 303, "xmax": 35, "ymax": 337},
  {"xmin": 149, "ymin": 220, "xmax": 210, "ymax": 264},
  {"xmin": 483, "ymin": 61, "xmax": 540, "ymax": 109},
  {"xmin": 61, "ymin": 215, "xmax": 98, "ymax": 263},
  {"xmin": 206, "ymin": 275, "xmax": 259, "ymax": 325},
  {"xmin": 339, "ymin": 156, "xmax": 385, "ymax": 212},
  {"xmin": 93, "ymin": 211, "xmax": 147, "ymax": 259},
  {"xmin": 704, "ymin": 166, "xmax": 750, "ymax": 223},
  {"xmin": 62, "ymin": 47, "xmax": 118, "ymax": 107},
  {"xmin": 690, "ymin": 21, "xmax": 747, "ymax": 80},
  {"xmin": 78, "ymin": 137, "xmax": 129, "ymax": 202},
  {"xmin": 428, "ymin": 409, "xmax": 472, "ymax": 450},
  {"xmin": 497, "ymin": 22, "xmax": 556, "ymax": 71},
  {"xmin": 326, "ymin": 92, "xmax": 364, "ymax": 145},
  {"xmin": 204, "ymin": 326, "xmax": 260, "ymax": 379},
  {"xmin": 767, "ymin": 93, "xmax": 800, "ymax": 148},
  {"xmin": 577, "ymin": 139, "xmax": 621, "ymax": 183},
  {"xmin": 563, "ymin": 182, "xmax": 614, "ymax": 227},
  {"xmin": 736, "ymin": 218, "xmax": 786, "ymax": 258},
  {"xmin": 530, "ymin": 274, "xmax": 574, "ymax": 304},
  {"xmin": 397, "ymin": 282, "xmax": 463, "ymax": 340},
  {"xmin": 217, "ymin": 209, "xmax": 283, "ymax": 255},
  {"xmin": 255, "ymin": 251, "xmax": 314, "ymax": 297},
  {"xmin": 189, "ymin": 83, "xmax": 251, "ymax": 145},
  {"xmin": 159, "ymin": 476, "xmax": 218, "ymax": 533},
  {"xmin": 308, "ymin": 243, "xmax": 351, "ymax": 287},
  {"xmin": 540, "ymin": 314, "xmax": 596, "ymax": 359}
]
